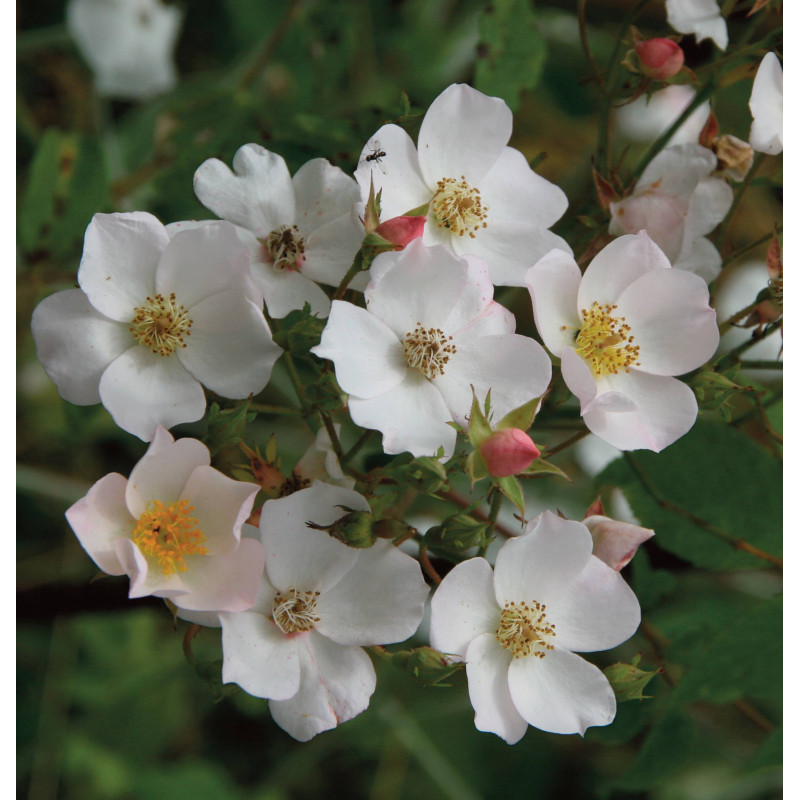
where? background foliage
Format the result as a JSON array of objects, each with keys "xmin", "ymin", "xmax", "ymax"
[{"xmin": 18, "ymin": 1, "xmax": 782, "ymax": 798}]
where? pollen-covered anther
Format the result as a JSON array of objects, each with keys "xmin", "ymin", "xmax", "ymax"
[
  {"xmin": 431, "ymin": 175, "xmax": 489, "ymax": 238},
  {"xmin": 495, "ymin": 600, "xmax": 556, "ymax": 659},
  {"xmin": 131, "ymin": 499, "xmax": 208, "ymax": 575},
  {"xmin": 265, "ymin": 224, "xmax": 305, "ymax": 271},
  {"xmin": 572, "ymin": 302, "xmax": 641, "ymax": 376},
  {"xmin": 129, "ymin": 292, "xmax": 193, "ymax": 356},
  {"xmin": 272, "ymin": 588, "xmax": 321, "ymax": 634},
  {"xmin": 403, "ymin": 323, "xmax": 457, "ymax": 379}
]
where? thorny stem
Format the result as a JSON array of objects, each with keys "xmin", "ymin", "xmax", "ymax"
[
  {"xmin": 624, "ymin": 453, "xmax": 782, "ymax": 569},
  {"xmin": 238, "ymin": 0, "xmax": 302, "ymax": 90},
  {"xmin": 578, "ymin": 0, "xmax": 608, "ymax": 96},
  {"xmin": 718, "ymin": 301, "xmax": 760, "ymax": 335},
  {"xmin": 715, "ymin": 320, "xmax": 782, "ymax": 368},
  {"xmin": 715, "ymin": 153, "xmax": 768, "ymax": 250},
  {"xmin": 419, "ymin": 545, "xmax": 442, "ymax": 585},
  {"xmin": 343, "ymin": 429, "xmax": 375, "ymax": 464}
]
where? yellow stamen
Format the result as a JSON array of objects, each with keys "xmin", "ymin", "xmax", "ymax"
[
  {"xmin": 272, "ymin": 588, "xmax": 320, "ymax": 633},
  {"xmin": 264, "ymin": 225, "xmax": 305, "ymax": 271},
  {"xmin": 570, "ymin": 302, "xmax": 641, "ymax": 376},
  {"xmin": 403, "ymin": 322, "xmax": 456, "ymax": 379},
  {"xmin": 496, "ymin": 600, "xmax": 556, "ymax": 659},
  {"xmin": 430, "ymin": 176, "xmax": 489, "ymax": 238},
  {"xmin": 131, "ymin": 499, "xmax": 208, "ymax": 575},
  {"xmin": 130, "ymin": 293, "xmax": 193, "ymax": 356}
]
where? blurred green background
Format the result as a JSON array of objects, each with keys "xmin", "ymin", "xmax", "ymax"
[{"xmin": 18, "ymin": 1, "xmax": 782, "ymax": 798}]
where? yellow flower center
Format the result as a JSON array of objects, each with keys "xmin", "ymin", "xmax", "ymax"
[
  {"xmin": 272, "ymin": 588, "xmax": 320, "ymax": 634},
  {"xmin": 131, "ymin": 499, "xmax": 208, "ymax": 575},
  {"xmin": 403, "ymin": 323, "xmax": 457, "ymax": 379},
  {"xmin": 496, "ymin": 600, "xmax": 556, "ymax": 659},
  {"xmin": 130, "ymin": 293, "xmax": 193, "ymax": 356},
  {"xmin": 265, "ymin": 225, "xmax": 305, "ymax": 271},
  {"xmin": 430, "ymin": 176, "xmax": 489, "ymax": 238},
  {"xmin": 572, "ymin": 302, "xmax": 641, "ymax": 377}
]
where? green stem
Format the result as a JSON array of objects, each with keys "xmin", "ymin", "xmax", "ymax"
[
  {"xmin": 282, "ymin": 351, "xmax": 311, "ymax": 415},
  {"xmin": 478, "ymin": 490, "xmax": 504, "ymax": 558},
  {"xmin": 334, "ymin": 250, "xmax": 365, "ymax": 299},
  {"xmin": 718, "ymin": 301, "xmax": 759, "ymax": 335},
  {"xmin": 715, "ymin": 320, "xmax": 782, "ymax": 367},
  {"xmin": 545, "ymin": 428, "xmax": 590, "ymax": 458},
  {"xmin": 343, "ymin": 429, "xmax": 374, "ymax": 464},
  {"xmin": 578, "ymin": 0, "xmax": 607, "ymax": 96},
  {"xmin": 319, "ymin": 411, "xmax": 345, "ymax": 461},
  {"xmin": 238, "ymin": 0, "xmax": 301, "ymax": 90},
  {"xmin": 248, "ymin": 403, "xmax": 303, "ymax": 416},
  {"xmin": 738, "ymin": 359, "xmax": 783, "ymax": 370}
]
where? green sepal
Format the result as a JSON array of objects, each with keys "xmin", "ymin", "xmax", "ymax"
[
  {"xmin": 494, "ymin": 475, "xmax": 524, "ymax": 514},
  {"xmin": 520, "ymin": 457, "xmax": 572, "ymax": 482},
  {"xmin": 603, "ymin": 656, "xmax": 661, "ymax": 701},
  {"xmin": 204, "ymin": 400, "xmax": 255, "ymax": 457},
  {"xmin": 496, "ymin": 395, "xmax": 541, "ymax": 431},
  {"xmin": 386, "ymin": 647, "xmax": 464, "ymax": 686},
  {"xmin": 466, "ymin": 449, "xmax": 489, "ymax": 487},
  {"xmin": 271, "ymin": 304, "xmax": 326, "ymax": 359},
  {"xmin": 402, "ymin": 203, "xmax": 430, "ymax": 217},
  {"xmin": 467, "ymin": 388, "xmax": 493, "ymax": 447}
]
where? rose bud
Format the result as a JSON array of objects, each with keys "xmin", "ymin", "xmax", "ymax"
[
  {"xmin": 636, "ymin": 38, "xmax": 685, "ymax": 81},
  {"xmin": 373, "ymin": 215, "xmax": 426, "ymax": 250},
  {"xmin": 479, "ymin": 428, "xmax": 541, "ymax": 477}
]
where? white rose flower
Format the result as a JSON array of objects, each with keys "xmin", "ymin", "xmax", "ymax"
[
  {"xmin": 749, "ymin": 53, "xmax": 783, "ymax": 156},
  {"xmin": 354, "ymin": 83, "xmax": 570, "ymax": 287},
  {"xmin": 609, "ymin": 143, "xmax": 733, "ymax": 282},
  {"xmin": 294, "ymin": 424, "xmax": 355, "ymax": 490},
  {"xmin": 311, "ymin": 240, "xmax": 552, "ymax": 458},
  {"xmin": 220, "ymin": 482, "xmax": 429, "ymax": 741},
  {"xmin": 66, "ymin": 427, "xmax": 265, "ymax": 612},
  {"xmin": 194, "ymin": 144, "xmax": 365, "ymax": 318},
  {"xmin": 67, "ymin": 0, "xmax": 182, "ymax": 100},
  {"xmin": 526, "ymin": 232, "xmax": 719, "ymax": 452},
  {"xmin": 666, "ymin": 0, "xmax": 727, "ymax": 51},
  {"xmin": 31, "ymin": 212, "xmax": 281, "ymax": 441},
  {"xmin": 429, "ymin": 510, "xmax": 641, "ymax": 743}
]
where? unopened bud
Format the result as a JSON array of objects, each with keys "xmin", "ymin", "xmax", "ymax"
[
  {"xmin": 307, "ymin": 509, "xmax": 376, "ymax": 548},
  {"xmin": 479, "ymin": 428, "xmax": 541, "ymax": 477},
  {"xmin": 425, "ymin": 513, "xmax": 491, "ymax": 557},
  {"xmin": 635, "ymin": 38, "xmax": 684, "ymax": 80},
  {"xmin": 584, "ymin": 515, "xmax": 654, "ymax": 571},
  {"xmin": 712, "ymin": 134, "xmax": 754, "ymax": 182},
  {"xmin": 373, "ymin": 216, "xmax": 426, "ymax": 250}
]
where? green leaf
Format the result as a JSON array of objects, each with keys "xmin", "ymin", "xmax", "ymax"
[
  {"xmin": 748, "ymin": 727, "xmax": 782, "ymax": 772},
  {"xmin": 598, "ymin": 422, "xmax": 781, "ymax": 569},
  {"xmin": 474, "ymin": 0, "xmax": 548, "ymax": 111},
  {"xmin": 204, "ymin": 400, "xmax": 255, "ymax": 457},
  {"xmin": 630, "ymin": 549, "xmax": 677, "ymax": 611},
  {"xmin": 494, "ymin": 475, "xmax": 524, "ymax": 513},
  {"xmin": 603, "ymin": 659, "xmax": 661, "ymax": 701},
  {"xmin": 271, "ymin": 304, "xmax": 326, "ymax": 359}
]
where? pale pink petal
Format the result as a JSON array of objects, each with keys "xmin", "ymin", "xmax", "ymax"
[
  {"xmin": 584, "ymin": 515, "xmax": 655, "ymax": 571},
  {"xmin": 301, "ymin": 212, "xmax": 365, "ymax": 287},
  {"xmin": 578, "ymin": 232, "xmax": 671, "ymax": 309},
  {"xmin": 180, "ymin": 466, "xmax": 258, "ymax": 556},
  {"xmin": 673, "ymin": 236, "xmax": 722, "ymax": 283},
  {"xmin": 430, "ymin": 558, "xmax": 500, "ymax": 658},
  {"xmin": 560, "ymin": 346, "xmax": 598, "ymax": 412},
  {"xmin": 193, "ymin": 144, "xmax": 295, "ymax": 238},
  {"xmin": 439, "ymin": 255, "xmax": 507, "ymax": 336},
  {"xmin": 526, "ymin": 251, "xmax": 583, "ymax": 355},
  {"xmin": 175, "ymin": 538, "xmax": 266, "ymax": 612},
  {"xmin": 259, "ymin": 484, "xmax": 365, "ymax": 593},
  {"xmin": 78, "ymin": 212, "xmax": 168, "ymax": 322},
  {"xmin": 115, "ymin": 537, "xmax": 185, "ymax": 600},
  {"xmin": 177, "ymin": 290, "xmax": 280, "ymax": 397},
  {"xmin": 686, "ymin": 177, "xmax": 733, "ymax": 240},
  {"xmin": 635, "ymin": 143, "xmax": 717, "ymax": 198},
  {"xmin": 268, "ymin": 634, "xmax": 376, "ymax": 741},
  {"xmin": 354, "ymin": 126, "xmax": 430, "ymax": 220},
  {"xmin": 99, "ymin": 346, "xmax": 206, "ymax": 441},
  {"xmin": 507, "ymin": 647, "xmax": 616, "ymax": 735},
  {"xmin": 311, "ymin": 300, "xmax": 408, "ymax": 398},
  {"xmin": 292, "ymin": 158, "xmax": 362, "ymax": 235},
  {"xmin": 65, "ymin": 472, "xmax": 131, "ymax": 575},
  {"xmin": 582, "ymin": 370, "xmax": 698, "ymax": 452},
  {"xmin": 749, "ymin": 53, "xmax": 783, "ymax": 155},
  {"xmin": 545, "ymin": 556, "xmax": 641, "ymax": 652},
  {"xmin": 126, "ymin": 435, "xmax": 210, "ymax": 516},
  {"xmin": 417, "ymin": 84, "xmax": 512, "ymax": 187},
  {"xmin": 316, "ymin": 541, "xmax": 428, "ymax": 646},
  {"xmin": 434, "ymin": 334, "xmax": 551, "ymax": 426},
  {"xmin": 615, "ymin": 269, "xmax": 719, "ymax": 375},
  {"xmin": 31, "ymin": 289, "xmax": 134, "ymax": 405},
  {"xmin": 348, "ymin": 373, "xmax": 456, "ymax": 458},
  {"xmin": 494, "ymin": 510, "xmax": 593, "ymax": 609},
  {"xmin": 220, "ymin": 608, "xmax": 301, "ymax": 700},
  {"xmin": 465, "ymin": 632, "xmax": 528, "ymax": 744},
  {"xmin": 609, "ymin": 193, "xmax": 687, "ymax": 263}
]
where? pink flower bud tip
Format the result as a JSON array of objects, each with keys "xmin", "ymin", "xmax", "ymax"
[
  {"xmin": 374, "ymin": 216, "xmax": 426, "ymax": 249},
  {"xmin": 636, "ymin": 38, "xmax": 684, "ymax": 81},
  {"xmin": 479, "ymin": 428, "xmax": 541, "ymax": 477}
]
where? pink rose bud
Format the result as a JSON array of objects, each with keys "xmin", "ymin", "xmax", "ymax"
[
  {"xmin": 636, "ymin": 38, "xmax": 684, "ymax": 81},
  {"xmin": 374, "ymin": 216, "xmax": 426, "ymax": 249},
  {"xmin": 479, "ymin": 428, "xmax": 541, "ymax": 477},
  {"xmin": 583, "ymin": 515, "xmax": 655, "ymax": 571}
]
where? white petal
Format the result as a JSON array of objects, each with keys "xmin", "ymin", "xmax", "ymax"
[
  {"xmin": 749, "ymin": 53, "xmax": 783, "ymax": 155},
  {"xmin": 292, "ymin": 158, "xmax": 362, "ymax": 234},
  {"xmin": 507, "ymin": 647, "xmax": 616, "ymax": 735},
  {"xmin": 78, "ymin": 212, "xmax": 168, "ymax": 322},
  {"xmin": 615, "ymin": 269, "xmax": 719, "ymax": 375},
  {"xmin": 435, "ymin": 334, "xmax": 552, "ymax": 426},
  {"xmin": 560, "ymin": 346, "xmax": 598, "ymax": 412},
  {"xmin": 99, "ymin": 346, "xmax": 206, "ymax": 441},
  {"xmin": 268, "ymin": 634, "xmax": 376, "ymax": 741},
  {"xmin": 126, "ymin": 436, "xmax": 210, "ymax": 516},
  {"xmin": 31, "ymin": 289, "xmax": 133, "ymax": 405},
  {"xmin": 348, "ymin": 373, "xmax": 456, "ymax": 458},
  {"xmin": 252, "ymin": 263, "xmax": 332, "ymax": 319},
  {"xmin": 259, "ymin": 483, "xmax": 365, "ymax": 593},
  {"xmin": 430, "ymin": 558, "xmax": 499, "ymax": 658},
  {"xmin": 301, "ymin": 213, "xmax": 365, "ymax": 287},
  {"xmin": 673, "ymin": 236, "xmax": 722, "ymax": 283},
  {"xmin": 465, "ymin": 632, "xmax": 528, "ymax": 744},
  {"xmin": 178, "ymin": 291, "xmax": 280, "ymax": 397},
  {"xmin": 354, "ymin": 125, "xmax": 430, "ymax": 220},
  {"xmin": 156, "ymin": 221, "xmax": 256, "ymax": 310},
  {"xmin": 579, "ymin": 232, "xmax": 671, "ymax": 309},
  {"xmin": 494, "ymin": 510, "xmax": 593, "ymax": 609},
  {"xmin": 666, "ymin": 0, "xmax": 728, "ymax": 50},
  {"xmin": 175, "ymin": 538, "xmax": 266, "ymax": 613},
  {"xmin": 636, "ymin": 143, "xmax": 716, "ymax": 199},
  {"xmin": 180, "ymin": 466, "xmax": 258, "ymax": 556},
  {"xmin": 316, "ymin": 541, "xmax": 428, "ymax": 646},
  {"xmin": 686, "ymin": 177, "xmax": 733, "ymax": 240},
  {"xmin": 546, "ymin": 556, "xmax": 640, "ymax": 653},
  {"xmin": 582, "ymin": 370, "xmax": 698, "ymax": 452},
  {"xmin": 418, "ymin": 84, "xmax": 512, "ymax": 187},
  {"xmin": 609, "ymin": 193, "xmax": 688, "ymax": 263},
  {"xmin": 526, "ymin": 251, "xmax": 582, "ymax": 356},
  {"xmin": 65, "ymin": 472, "xmax": 131, "ymax": 575},
  {"xmin": 311, "ymin": 300, "xmax": 408, "ymax": 398},
  {"xmin": 193, "ymin": 144, "xmax": 295, "ymax": 237},
  {"xmin": 220, "ymin": 607, "xmax": 301, "ymax": 700},
  {"xmin": 115, "ymin": 537, "xmax": 184, "ymax": 600}
]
